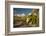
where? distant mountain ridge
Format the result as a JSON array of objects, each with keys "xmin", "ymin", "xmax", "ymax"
[
  {"xmin": 14, "ymin": 12, "xmax": 32, "ymax": 16},
  {"xmin": 14, "ymin": 13, "xmax": 25, "ymax": 16}
]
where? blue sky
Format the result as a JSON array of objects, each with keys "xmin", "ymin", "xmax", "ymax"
[{"xmin": 13, "ymin": 8, "xmax": 32, "ymax": 15}]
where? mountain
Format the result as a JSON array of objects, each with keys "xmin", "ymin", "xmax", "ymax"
[{"xmin": 14, "ymin": 13, "xmax": 25, "ymax": 16}]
